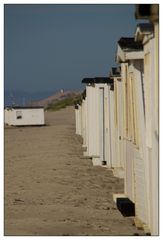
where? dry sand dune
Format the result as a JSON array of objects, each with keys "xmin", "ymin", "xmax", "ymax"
[{"xmin": 4, "ymin": 106, "xmax": 144, "ymax": 236}]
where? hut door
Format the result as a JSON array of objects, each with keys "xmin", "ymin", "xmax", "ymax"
[{"xmin": 99, "ymin": 87, "xmax": 105, "ymax": 162}]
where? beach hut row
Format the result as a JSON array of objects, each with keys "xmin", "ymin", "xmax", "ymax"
[{"xmin": 75, "ymin": 4, "xmax": 159, "ymax": 236}]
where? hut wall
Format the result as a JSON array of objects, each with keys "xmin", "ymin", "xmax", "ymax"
[{"xmin": 6, "ymin": 108, "xmax": 44, "ymax": 126}]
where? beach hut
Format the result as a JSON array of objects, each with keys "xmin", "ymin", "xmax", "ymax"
[
  {"xmin": 115, "ymin": 36, "xmax": 151, "ymax": 224},
  {"xmin": 82, "ymin": 77, "xmax": 113, "ymax": 167},
  {"xmin": 78, "ymin": 104, "xmax": 82, "ymax": 136},
  {"xmin": 134, "ymin": 6, "xmax": 159, "ymax": 234},
  {"xmin": 4, "ymin": 106, "xmax": 45, "ymax": 126},
  {"xmin": 109, "ymin": 67, "xmax": 125, "ymax": 178},
  {"xmin": 116, "ymin": 36, "xmax": 144, "ymax": 202},
  {"xmin": 81, "ymin": 78, "xmax": 100, "ymax": 162},
  {"xmin": 81, "ymin": 91, "xmax": 87, "ymax": 148},
  {"xmin": 75, "ymin": 104, "xmax": 80, "ymax": 135}
]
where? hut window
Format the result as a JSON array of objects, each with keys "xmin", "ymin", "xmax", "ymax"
[{"xmin": 16, "ymin": 111, "xmax": 22, "ymax": 119}]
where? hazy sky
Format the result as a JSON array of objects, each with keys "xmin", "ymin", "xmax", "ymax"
[{"xmin": 5, "ymin": 4, "xmax": 141, "ymax": 92}]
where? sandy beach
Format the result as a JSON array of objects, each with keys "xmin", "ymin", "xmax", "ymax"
[{"xmin": 4, "ymin": 106, "xmax": 144, "ymax": 236}]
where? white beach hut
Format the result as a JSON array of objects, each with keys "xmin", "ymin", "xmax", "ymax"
[
  {"xmin": 81, "ymin": 78, "xmax": 100, "ymax": 162},
  {"xmin": 115, "ymin": 36, "xmax": 150, "ymax": 222},
  {"xmin": 4, "ymin": 106, "xmax": 45, "ymax": 126},
  {"xmin": 75, "ymin": 104, "xmax": 80, "ymax": 135},
  {"xmin": 116, "ymin": 37, "xmax": 144, "ymax": 203},
  {"xmin": 134, "ymin": 10, "xmax": 159, "ymax": 234},
  {"xmin": 81, "ymin": 90, "xmax": 87, "ymax": 148},
  {"xmin": 82, "ymin": 77, "xmax": 113, "ymax": 167},
  {"xmin": 109, "ymin": 67, "xmax": 125, "ymax": 178},
  {"xmin": 115, "ymin": 20, "xmax": 159, "ymax": 235}
]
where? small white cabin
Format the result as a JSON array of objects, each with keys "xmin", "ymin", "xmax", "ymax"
[
  {"xmin": 82, "ymin": 77, "xmax": 113, "ymax": 167},
  {"xmin": 5, "ymin": 106, "xmax": 45, "ymax": 126},
  {"xmin": 75, "ymin": 104, "xmax": 82, "ymax": 135},
  {"xmin": 109, "ymin": 67, "xmax": 124, "ymax": 171}
]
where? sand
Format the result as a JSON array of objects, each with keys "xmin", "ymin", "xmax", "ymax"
[{"xmin": 4, "ymin": 106, "xmax": 145, "ymax": 236}]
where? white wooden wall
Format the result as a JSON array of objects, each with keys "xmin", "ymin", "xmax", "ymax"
[
  {"xmin": 144, "ymin": 36, "xmax": 159, "ymax": 235},
  {"xmin": 114, "ymin": 77, "xmax": 124, "ymax": 169},
  {"xmin": 85, "ymin": 85, "xmax": 101, "ymax": 159},
  {"xmin": 109, "ymin": 88, "xmax": 117, "ymax": 168},
  {"xmin": 5, "ymin": 108, "xmax": 45, "ymax": 126},
  {"xmin": 83, "ymin": 83, "xmax": 112, "ymax": 166},
  {"xmin": 132, "ymin": 60, "xmax": 148, "ymax": 224},
  {"xmin": 104, "ymin": 85, "xmax": 112, "ymax": 167},
  {"xmin": 81, "ymin": 99, "xmax": 87, "ymax": 147},
  {"xmin": 75, "ymin": 107, "xmax": 79, "ymax": 135}
]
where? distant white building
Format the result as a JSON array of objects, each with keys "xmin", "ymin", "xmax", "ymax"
[{"xmin": 5, "ymin": 106, "xmax": 45, "ymax": 126}]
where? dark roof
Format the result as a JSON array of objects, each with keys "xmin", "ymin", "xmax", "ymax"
[
  {"xmin": 109, "ymin": 67, "xmax": 121, "ymax": 77},
  {"xmin": 118, "ymin": 37, "xmax": 143, "ymax": 51},
  {"xmin": 135, "ymin": 4, "xmax": 159, "ymax": 21},
  {"xmin": 82, "ymin": 77, "xmax": 113, "ymax": 84},
  {"xmin": 136, "ymin": 23, "xmax": 154, "ymax": 33},
  {"xmin": 135, "ymin": 4, "xmax": 151, "ymax": 19},
  {"xmin": 5, "ymin": 106, "xmax": 44, "ymax": 109}
]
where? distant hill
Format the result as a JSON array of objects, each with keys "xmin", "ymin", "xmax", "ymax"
[
  {"xmin": 28, "ymin": 90, "xmax": 82, "ymax": 109},
  {"xmin": 4, "ymin": 90, "xmax": 82, "ymax": 109},
  {"xmin": 4, "ymin": 90, "xmax": 55, "ymax": 107}
]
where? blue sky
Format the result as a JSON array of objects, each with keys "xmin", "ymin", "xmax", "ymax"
[{"xmin": 5, "ymin": 4, "xmax": 141, "ymax": 92}]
